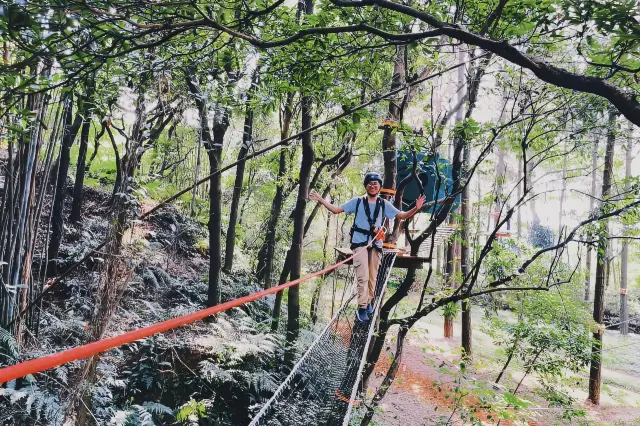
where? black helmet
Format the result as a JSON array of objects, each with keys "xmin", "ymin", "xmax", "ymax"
[{"xmin": 363, "ymin": 172, "xmax": 383, "ymax": 186}]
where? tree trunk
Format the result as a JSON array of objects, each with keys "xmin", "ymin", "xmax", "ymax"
[
  {"xmin": 285, "ymin": 92, "xmax": 315, "ymax": 362},
  {"xmin": 443, "ymin": 228, "xmax": 455, "ymax": 338},
  {"xmin": 73, "ymin": 83, "xmax": 147, "ymax": 426},
  {"xmin": 310, "ymin": 211, "xmax": 331, "ymax": 324},
  {"xmin": 620, "ymin": 123, "xmax": 632, "ymax": 335},
  {"xmin": 257, "ymin": 94, "xmax": 293, "ymax": 287},
  {"xmin": 208, "ymin": 145, "xmax": 223, "ymax": 306},
  {"xmin": 85, "ymin": 123, "xmax": 105, "ymax": 172},
  {"xmin": 6, "ymin": 89, "xmax": 46, "ymax": 332},
  {"xmin": 185, "ymin": 71, "xmax": 228, "ymax": 307},
  {"xmin": 588, "ymin": 109, "xmax": 617, "ymax": 405},
  {"xmin": 585, "ymin": 137, "xmax": 599, "ymax": 301},
  {"xmin": 381, "ymin": 46, "xmax": 405, "ymax": 191},
  {"xmin": 557, "ymin": 139, "xmax": 568, "ymax": 236},
  {"xmin": 224, "ymin": 71, "xmax": 258, "ymax": 273},
  {"xmin": 460, "ymin": 135, "xmax": 471, "ymax": 359},
  {"xmin": 190, "ymin": 123, "xmax": 203, "ymax": 217},
  {"xmin": 105, "ymin": 126, "xmax": 123, "ymax": 205},
  {"xmin": 47, "ymin": 96, "xmax": 82, "ymax": 274},
  {"xmin": 360, "ymin": 326, "xmax": 408, "ymax": 426},
  {"xmin": 517, "ymin": 158, "xmax": 522, "ymax": 238},
  {"xmin": 444, "ymin": 49, "xmax": 467, "ymax": 339},
  {"xmin": 70, "ymin": 83, "xmax": 95, "ymax": 222}
]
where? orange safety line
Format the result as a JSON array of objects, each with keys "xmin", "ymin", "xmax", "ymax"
[
  {"xmin": 379, "ymin": 188, "xmax": 396, "ymax": 195},
  {"xmin": 0, "ymin": 230, "xmax": 384, "ymax": 384},
  {"xmin": 334, "ymin": 390, "xmax": 360, "ymax": 406}
]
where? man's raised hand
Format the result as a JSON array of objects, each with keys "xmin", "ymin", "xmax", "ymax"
[
  {"xmin": 308, "ymin": 190, "xmax": 323, "ymax": 202},
  {"xmin": 415, "ymin": 194, "xmax": 426, "ymax": 210}
]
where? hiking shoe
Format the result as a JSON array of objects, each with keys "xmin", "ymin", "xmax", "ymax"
[
  {"xmin": 365, "ymin": 304, "xmax": 373, "ymax": 315},
  {"xmin": 356, "ymin": 308, "xmax": 369, "ymax": 322}
]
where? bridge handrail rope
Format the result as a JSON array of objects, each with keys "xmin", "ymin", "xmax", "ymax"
[
  {"xmin": 342, "ymin": 250, "xmax": 395, "ymax": 426},
  {"xmin": 249, "ymin": 293, "xmax": 356, "ymax": 426},
  {"xmin": 0, "ymin": 230, "xmax": 384, "ymax": 385},
  {"xmin": 249, "ymin": 245, "xmax": 397, "ymax": 426}
]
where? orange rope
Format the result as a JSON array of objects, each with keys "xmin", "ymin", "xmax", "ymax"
[{"xmin": 0, "ymin": 230, "xmax": 384, "ymax": 384}]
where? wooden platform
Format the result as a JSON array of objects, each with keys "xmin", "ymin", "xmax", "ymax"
[{"xmin": 334, "ymin": 247, "xmax": 430, "ymax": 269}]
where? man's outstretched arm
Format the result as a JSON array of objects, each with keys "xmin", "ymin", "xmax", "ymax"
[
  {"xmin": 309, "ymin": 190, "xmax": 344, "ymax": 214},
  {"xmin": 396, "ymin": 194, "xmax": 426, "ymax": 220}
]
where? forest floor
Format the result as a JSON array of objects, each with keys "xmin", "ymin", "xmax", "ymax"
[{"xmin": 366, "ymin": 295, "xmax": 640, "ymax": 426}]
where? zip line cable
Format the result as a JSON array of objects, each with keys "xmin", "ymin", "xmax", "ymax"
[{"xmin": 5, "ymin": 54, "xmax": 487, "ymax": 329}]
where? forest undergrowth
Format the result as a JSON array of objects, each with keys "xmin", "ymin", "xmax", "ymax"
[{"xmin": 0, "ymin": 183, "xmax": 289, "ymax": 425}]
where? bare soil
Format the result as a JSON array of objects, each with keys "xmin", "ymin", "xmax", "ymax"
[{"xmin": 366, "ymin": 309, "xmax": 640, "ymax": 426}]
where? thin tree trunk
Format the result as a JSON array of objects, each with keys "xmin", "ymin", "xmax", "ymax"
[
  {"xmin": 70, "ymin": 83, "xmax": 95, "ymax": 222},
  {"xmin": 558, "ymin": 138, "xmax": 568, "ymax": 236},
  {"xmin": 47, "ymin": 95, "xmax": 82, "ymax": 274},
  {"xmin": 443, "ymin": 226, "xmax": 455, "ymax": 338},
  {"xmin": 258, "ymin": 94, "xmax": 293, "ymax": 288},
  {"xmin": 444, "ymin": 48, "xmax": 467, "ymax": 339},
  {"xmin": 620, "ymin": 123, "xmax": 632, "ymax": 335},
  {"xmin": 185, "ymin": 70, "xmax": 229, "ymax": 307},
  {"xmin": 207, "ymin": 142, "xmax": 223, "ymax": 306},
  {"xmin": 9, "ymin": 90, "xmax": 46, "ymax": 334},
  {"xmin": 460, "ymin": 137, "xmax": 471, "ymax": 358},
  {"xmin": 224, "ymin": 71, "xmax": 258, "ymax": 273},
  {"xmin": 495, "ymin": 339, "xmax": 519, "ymax": 384},
  {"xmin": 285, "ymin": 91, "xmax": 315, "ymax": 362},
  {"xmin": 310, "ymin": 210, "xmax": 331, "ymax": 324},
  {"xmin": 360, "ymin": 326, "xmax": 408, "ymax": 426},
  {"xmin": 1, "ymin": 140, "xmax": 16, "ymax": 325},
  {"xmin": 585, "ymin": 137, "xmax": 599, "ymax": 301},
  {"xmin": 381, "ymin": 46, "xmax": 405, "ymax": 192},
  {"xmin": 105, "ymin": 126, "xmax": 122, "ymax": 205},
  {"xmin": 588, "ymin": 109, "xmax": 617, "ymax": 405},
  {"xmin": 190, "ymin": 123, "xmax": 203, "ymax": 217},
  {"xmin": 517, "ymin": 159, "xmax": 522, "ymax": 238},
  {"xmin": 85, "ymin": 123, "xmax": 105, "ymax": 172}
]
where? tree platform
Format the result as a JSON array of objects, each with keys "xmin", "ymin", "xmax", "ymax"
[{"xmin": 334, "ymin": 247, "xmax": 430, "ymax": 269}]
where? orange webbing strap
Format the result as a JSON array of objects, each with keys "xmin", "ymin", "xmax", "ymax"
[
  {"xmin": 379, "ymin": 188, "xmax": 396, "ymax": 195},
  {"xmin": 335, "ymin": 390, "xmax": 360, "ymax": 406},
  {"xmin": 0, "ymin": 234, "xmax": 381, "ymax": 385}
]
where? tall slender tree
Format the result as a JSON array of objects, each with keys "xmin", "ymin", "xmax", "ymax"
[
  {"xmin": 224, "ymin": 69, "xmax": 259, "ymax": 273},
  {"xmin": 585, "ymin": 137, "xmax": 599, "ymax": 301},
  {"xmin": 620, "ymin": 122, "xmax": 633, "ymax": 335},
  {"xmin": 588, "ymin": 108, "xmax": 618, "ymax": 405}
]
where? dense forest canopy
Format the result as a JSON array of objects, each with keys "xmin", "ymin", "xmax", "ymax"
[{"xmin": 1, "ymin": 0, "xmax": 640, "ymax": 424}]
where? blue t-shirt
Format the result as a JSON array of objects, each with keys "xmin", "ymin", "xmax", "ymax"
[{"xmin": 341, "ymin": 196, "xmax": 400, "ymax": 246}]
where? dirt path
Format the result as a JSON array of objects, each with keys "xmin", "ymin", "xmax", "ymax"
[{"xmin": 366, "ymin": 318, "xmax": 640, "ymax": 426}]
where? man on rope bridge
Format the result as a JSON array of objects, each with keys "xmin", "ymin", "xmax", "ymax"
[{"xmin": 309, "ymin": 172, "xmax": 425, "ymax": 321}]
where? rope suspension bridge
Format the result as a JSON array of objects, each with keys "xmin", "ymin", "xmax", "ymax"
[{"xmin": 0, "ymin": 231, "xmax": 397, "ymax": 426}]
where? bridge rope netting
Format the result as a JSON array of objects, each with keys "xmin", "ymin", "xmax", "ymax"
[
  {"xmin": 0, "ymin": 229, "xmax": 396, "ymax": 426},
  {"xmin": 250, "ymin": 250, "xmax": 397, "ymax": 426}
]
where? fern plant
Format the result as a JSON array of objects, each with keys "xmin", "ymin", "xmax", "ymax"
[
  {"xmin": 0, "ymin": 326, "xmax": 19, "ymax": 365},
  {"xmin": 0, "ymin": 385, "xmax": 64, "ymax": 425},
  {"xmin": 109, "ymin": 402, "xmax": 173, "ymax": 425}
]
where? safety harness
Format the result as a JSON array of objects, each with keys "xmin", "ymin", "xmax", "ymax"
[{"xmin": 350, "ymin": 196, "xmax": 385, "ymax": 252}]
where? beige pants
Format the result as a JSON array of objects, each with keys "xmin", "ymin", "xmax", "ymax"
[{"xmin": 353, "ymin": 246, "xmax": 382, "ymax": 308}]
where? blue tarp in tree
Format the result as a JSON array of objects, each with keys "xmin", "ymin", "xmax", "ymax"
[{"xmin": 396, "ymin": 150, "xmax": 461, "ymax": 213}]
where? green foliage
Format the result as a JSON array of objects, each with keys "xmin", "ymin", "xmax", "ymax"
[
  {"xmin": 0, "ymin": 385, "xmax": 64, "ymax": 425},
  {"xmin": 441, "ymin": 301, "xmax": 461, "ymax": 319},
  {"xmin": 175, "ymin": 399, "xmax": 207, "ymax": 425},
  {"xmin": 0, "ymin": 326, "xmax": 19, "ymax": 364}
]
